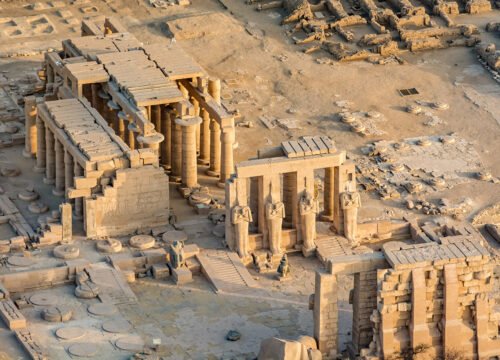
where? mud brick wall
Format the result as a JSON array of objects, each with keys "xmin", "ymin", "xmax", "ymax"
[
  {"xmin": 85, "ymin": 165, "xmax": 169, "ymax": 237},
  {"xmin": 352, "ymin": 270, "xmax": 378, "ymax": 352},
  {"xmin": 371, "ymin": 256, "xmax": 498, "ymax": 359}
]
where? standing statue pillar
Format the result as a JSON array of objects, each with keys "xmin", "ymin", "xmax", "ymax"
[
  {"xmin": 23, "ymin": 96, "xmax": 37, "ymax": 158},
  {"xmin": 265, "ymin": 201, "xmax": 286, "ymax": 255},
  {"xmin": 299, "ymin": 189, "xmax": 318, "ymax": 257},
  {"xmin": 176, "ymin": 117, "xmax": 202, "ymax": 188},
  {"xmin": 340, "ymin": 191, "xmax": 361, "ymax": 247},
  {"xmin": 53, "ymin": 139, "xmax": 65, "ymax": 196},
  {"xmin": 231, "ymin": 205, "xmax": 253, "ymax": 258},
  {"xmin": 44, "ymin": 127, "xmax": 55, "ymax": 185},
  {"xmin": 34, "ymin": 116, "xmax": 46, "ymax": 173}
]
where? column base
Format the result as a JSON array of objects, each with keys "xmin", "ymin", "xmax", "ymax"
[
  {"xmin": 206, "ymin": 169, "xmax": 220, "ymax": 177},
  {"xmin": 169, "ymin": 175, "xmax": 182, "ymax": 183},
  {"xmin": 319, "ymin": 214, "xmax": 334, "ymax": 222},
  {"xmin": 43, "ymin": 177, "xmax": 55, "ymax": 185},
  {"xmin": 217, "ymin": 181, "xmax": 226, "ymax": 189},
  {"xmin": 52, "ymin": 188, "xmax": 65, "ymax": 197},
  {"xmin": 161, "ymin": 164, "xmax": 171, "ymax": 171},
  {"xmin": 22, "ymin": 149, "xmax": 34, "ymax": 159},
  {"xmin": 197, "ymin": 158, "xmax": 210, "ymax": 165},
  {"xmin": 33, "ymin": 166, "xmax": 46, "ymax": 173}
]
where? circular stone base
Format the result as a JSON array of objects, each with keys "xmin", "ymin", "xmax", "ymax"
[
  {"xmin": 68, "ymin": 343, "xmax": 98, "ymax": 358},
  {"xmin": 43, "ymin": 177, "xmax": 55, "ymax": 185},
  {"xmin": 206, "ymin": 170, "xmax": 220, "ymax": 178},
  {"xmin": 55, "ymin": 326, "xmax": 86, "ymax": 340},
  {"xmin": 18, "ymin": 189, "xmax": 39, "ymax": 201},
  {"xmin": 28, "ymin": 201, "xmax": 49, "ymax": 214},
  {"xmin": 30, "ymin": 293, "xmax": 58, "ymax": 306},
  {"xmin": 53, "ymin": 244, "xmax": 80, "ymax": 260},
  {"xmin": 75, "ymin": 282, "xmax": 99, "ymax": 299},
  {"xmin": 102, "ymin": 319, "xmax": 132, "ymax": 334},
  {"xmin": 96, "ymin": 239, "xmax": 122, "ymax": 254},
  {"xmin": 129, "ymin": 235, "xmax": 155, "ymax": 250},
  {"xmin": 87, "ymin": 303, "xmax": 116, "ymax": 317},
  {"xmin": 52, "ymin": 188, "xmax": 65, "ymax": 197},
  {"xmin": 8, "ymin": 256, "xmax": 35, "ymax": 267},
  {"xmin": 42, "ymin": 305, "xmax": 73, "ymax": 322},
  {"xmin": 115, "ymin": 336, "xmax": 145, "ymax": 352},
  {"xmin": 162, "ymin": 230, "xmax": 188, "ymax": 244},
  {"xmin": 0, "ymin": 165, "xmax": 20, "ymax": 177}
]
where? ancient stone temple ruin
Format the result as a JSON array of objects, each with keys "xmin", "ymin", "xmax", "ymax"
[
  {"xmin": 225, "ymin": 136, "xmax": 359, "ymax": 262},
  {"xmin": 312, "ymin": 220, "xmax": 500, "ymax": 359},
  {"xmin": 25, "ymin": 17, "xmax": 236, "ymax": 237}
]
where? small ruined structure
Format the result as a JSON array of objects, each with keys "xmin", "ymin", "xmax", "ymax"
[
  {"xmin": 311, "ymin": 219, "xmax": 500, "ymax": 359},
  {"xmin": 25, "ymin": 18, "xmax": 236, "ymax": 237},
  {"xmin": 225, "ymin": 136, "xmax": 358, "ymax": 263}
]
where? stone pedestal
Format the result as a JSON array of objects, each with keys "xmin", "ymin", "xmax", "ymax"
[
  {"xmin": 34, "ymin": 116, "xmax": 46, "ymax": 173},
  {"xmin": 206, "ymin": 120, "xmax": 221, "ymax": 177},
  {"xmin": 44, "ymin": 127, "xmax": 55, "ymax": 185},
  {"xmin": 219, "ymin": 127, "xmax": 235, "ymax": 187},
  {"xmin": 23, "ymin": 96, "xmax": 37, "ymax": 158},
  {"xmin": 176, "ymin": 117, "xmax": 202, "ymax": 189},
  {"xmin": 53, "ymin": 139, "xmax": 65, "ymax": 196}
]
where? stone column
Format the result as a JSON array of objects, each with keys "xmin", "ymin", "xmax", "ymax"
[
  {"xmin": 34, "ymin": 116, "xmax": 46, "ymax": 173},
  {"xmin": 152, "ymin": 105, "xmax": 161, "ymax": 133},
  {"xmin": 91, "ymin": 84, "xmax": 100, "ymax": 110},
  {"xmin": 64, "ymin": 150, "xmax": 74, "ymax": 199},
  {"xmin": 176, "ymin": 117, "xmax": 202, "ymax": 188},
  {"xmin": 127, "ymin": 122, "xmax": 139, "ymax": 150},
  {"xmin": 53, "ymin": 139, "xmax": 65, "ymax": 196},
  {"xmin": 73, "ymin": 162, "xmax": 84, "ymax": 220},
  {"xmin": 170, "ymin": 117, "xmax": 182, "ymax": 182},
  {"xmin": 23, "ymin": 96, "xmax": 37, "ymax": 158},
  {"xmin": 114, "ymin": 107, "xmax": 126, "ymax": 140},
  {"xmin": 98, "ymin": 90, "xmax": 110, "ymax": 127},
  {"xmin": 43, "ymin": 127, "xmax": 55, "ymax": 185},
  {"xmin": 104, "ymin": 100, "xmax": 121, "ymax": 131},
  {"xmin": 219, "ymin": 126, "xmax": 235, "ymax": 187},
  {"xmin": 161, "ymin": 106, "xmax": 171, "ymax": 169},
  {"xmin": 208, "ymin": 78, "xmax": 221, "ymax": 104},
  {"xmin": 198, "ymin": 109, "xmax": 210, "ymax": 165},
  {"xmin": 321, "ymin": 167, "xmax": 335, "ymax": 221},
  {"xmin": 191, "ymin": 98, "xmax": 200, "ymax": 155},
  {"xmin": 206, "ymin": 120, "xmax": 221, "ymax": 177},
  {"xmin": 137, "ymin": 133, "xmax": 164, "ymax": 156}
]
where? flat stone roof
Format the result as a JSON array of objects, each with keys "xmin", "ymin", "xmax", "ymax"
[
  {"xmin": 67, "ymin": 33, "xmax": 142, "ymax": 60},
  {"xmin": 281, "ymin": 136, "xmax": 336, "ymax": 158},
  {"xmin": 45, "ymin": 98, "xmax": 124, "ymax": 162},
  {"xmin": 97, "ymin": 50, "xmax": 184, "ymax": 107},
  {"xmin": 64, "ymin": 61, "xmax": 109, "ymax": 84}
]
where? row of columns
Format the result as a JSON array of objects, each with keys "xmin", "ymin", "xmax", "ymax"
[{"xmin": 33, "ymin": 115, "xmax": 84, "ymax": 219}]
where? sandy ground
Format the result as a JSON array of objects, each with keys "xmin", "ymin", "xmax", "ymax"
[{"xmin": 0, "ymin": 0, "xmax": 499, "ymax": 359}]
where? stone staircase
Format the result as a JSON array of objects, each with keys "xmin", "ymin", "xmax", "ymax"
[
  {"xmin": 197, "ymin": 250, "xmax": 258, "ymax": 294},
  {"xmin": 315, "ymin": 235, "xmax": 354, "ymax": 264}
]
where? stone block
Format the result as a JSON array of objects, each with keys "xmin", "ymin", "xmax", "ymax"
[
  {"xmin": 173, "ymin": 267, "xmax": 192, "ymax": 285},
  {"xmin": 152, "ymin": 264, "xmax": 170, "ymax": 279}
]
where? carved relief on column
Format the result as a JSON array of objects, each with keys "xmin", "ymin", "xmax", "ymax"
[
  {"xmin": 53, "ymin": 139, "xmax": 65, "ymax": 197},
  {"xmin": 265, "ymin": 201, "xmax": 285, "ymax": 255},
  {"xmin": 43, "ymin": 127, "xmax": 55, "ymax": 185},
  {"xmin": 231, "ymin": 205, "xmax": 253, "ymax": 258},
  {"xmin": 219, "ymin": 126, "xmax": 235, "ymax": 188},
  {"xmin": 64, "ymin": 150, "xmax": 74, "ymax": 200},
  {"xmin": 299, "ymin": 189, "xmax": 318, "ymax": 257},
  {"xmin": 206, "ymin": 120, "xmax": 221, "ymax": 177},
  {"xmin": 340, "ymin": 190, "xmax": 361, "ymax": 247},
  {"xmin": 198, "ymin": 109, "xmax": 210, "ymax": 165},
  {"xmin": 161, "ymin": 106, "xmax": 172, "ymax": 169}
]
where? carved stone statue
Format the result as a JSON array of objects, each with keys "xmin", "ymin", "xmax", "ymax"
[
  {"xmin": 340, "ymin": 191, "xmax": 361, "ymax": 247},
  {"xmin": 231, "ymin": 205, "xmax": 253, "ymax": 258},
  {"xmin": 299, "ymin": 189, "xmax": 317, "ymax": 257},
  {"xmin": 265, "ymin": 201, "xmax": 285, "ymax": 255},
  {"xmin": 169, "ymin": 240, "xmax": 185, "ymax": 269},
  {"xmin": 277, "ymin": 254, "xmax": 290, "ymax": 279}
]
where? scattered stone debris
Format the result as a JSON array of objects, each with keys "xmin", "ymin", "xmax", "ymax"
[{"xmin": 226, "ymin": 329, "xmax": 242, "ymax": 341}]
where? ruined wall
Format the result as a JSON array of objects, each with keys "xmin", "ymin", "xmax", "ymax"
[
  {"xmin": 352, "ymin": 271, "xmax": 378, "ymax": 353},
  {"xmin": 85, "ymin": 165, "xmax": 169, "ymax": 237},
  {"xmin": 371, "ymin": 256, "xmax": 498, "ymax": 359}
]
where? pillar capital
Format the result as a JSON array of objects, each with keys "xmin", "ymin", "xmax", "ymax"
[
  {"xmin": 137, "ymin": 133, "xmax": 164, "ymax": 147},
  {"xmin": 175, "ymin": 116, "xmax": 202, "ymax": 127},
  {"xmin": 107, "ymin": 100, "xmax": 120, "ymax": 111},
  {"xmin": 97, "ymin": 89, "xmax": 110, "ymax": 100}
]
